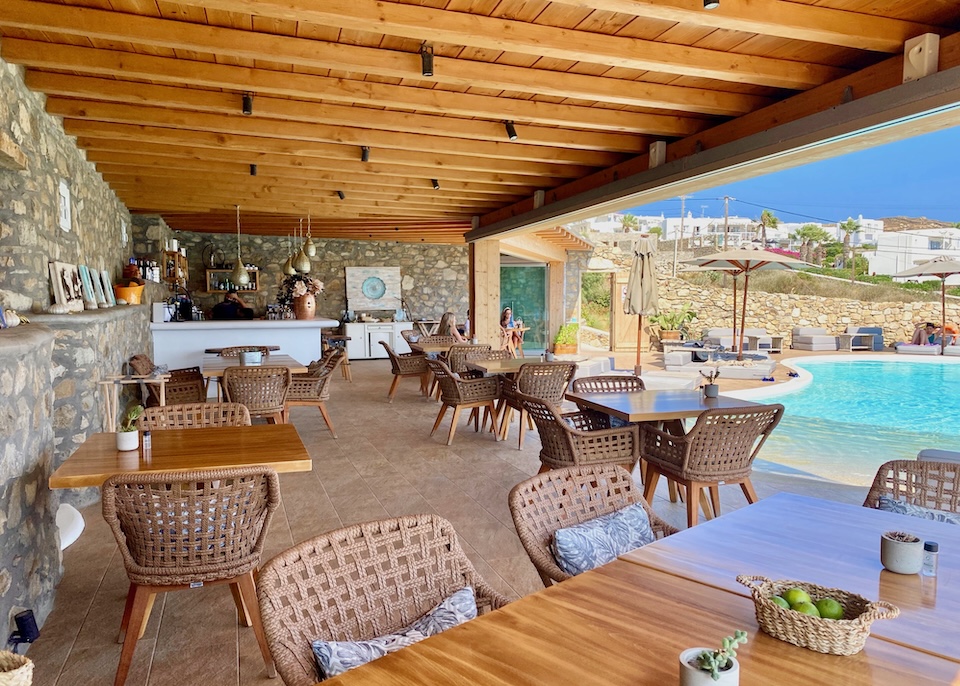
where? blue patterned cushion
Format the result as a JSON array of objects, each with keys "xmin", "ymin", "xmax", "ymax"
[
  {"xmin": 311, "ymin": 587, "xmax": 476, "ymax": 678},
  {"xmin": 877, "ymin": 495, "xmax": 960, "ymax": 525},
  {"xmin": 551, "ymin": 502, "xmax": 655, "ymax": 576}
]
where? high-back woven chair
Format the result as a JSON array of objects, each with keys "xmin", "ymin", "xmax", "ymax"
[
  {"xmin": 517, "ymin": 390, "xmax": 639, "ymax": 474},
  {"xmin": 447, "ymin": 343, "xmax": 491, "ymax": 376},
  {"xmin": 863, "ymin": 459, "xmax": 960, "ymax": 513},
  {"xmin": 400, "ymin": 328, "xmax": 420, "ymax": 344},
  {"xmin": 222, "ymin": 365, "xmax": 291, "ymax": 424},
  {"xmin": 426, "ymin": 358, "xmax": 500, "ymax": 445},
  {"xmin": 257, "ymin": 514, "xmax": 510, "ymax": 686},
  {"xmin": 640, "ymin": 404, "xmax": 785, "ymax": 528},
  {"xmin": 380, "ymin": 340, "xmax": 428, "ymax": 402},
  {"xmin": 138, "ymin": 402, "xmax": 251, "ymax": 431},
  {"xmin": 509, "ymin": 465, "xmax": 678, "ymax": 587},
  {"xmin": 416, "ymin": 335, "xmax": 457, "ymax": 347},
  {"xmin": 219, "ymin": 345, "xmax": 274, "ymax": 357},
  {"xmin": 570, "ymin": 374, "xmax": 645, "ymax": 394},
  {"xmin": 465, "ymin": 349, "xmax": 513, "ymax": 363},
  {"xmin": 102, "ymin": 467, "xmax": 281, "ymax": 685},
  {"xmin": 500, "ymin": 362, "xmax": 578, "ymax": 449},
  {"xmin": 284, "ymin": 349, "xmax": 344, "ymax": 436},
  {"xmin": 129, "ymin": 354, "xmax": 205, "ymax": 407}
]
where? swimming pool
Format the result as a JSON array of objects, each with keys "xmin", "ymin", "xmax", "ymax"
[{"xmin": 736, "ymin": 357, "xmax": 960, "ymax": 486}]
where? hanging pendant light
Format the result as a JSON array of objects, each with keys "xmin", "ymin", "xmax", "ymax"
[
  {"xmin": 230, "ymin": 205, "xmax": 250, "ymax": 286},
  {"xmin": 293, "ymin": 217, "xmax": 311, "ymax": 273},
  {"xmin": 303, "ymin": 211, "xmax": 317, "ymax": 257},
  {"xmin": 283, "ymin": 228, "xmax": 296, "ymax": 275}
]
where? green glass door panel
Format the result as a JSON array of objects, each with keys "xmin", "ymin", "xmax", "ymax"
[{"xmin": 501, "ymin": 265, "xmax": 546, "ymax": 350}]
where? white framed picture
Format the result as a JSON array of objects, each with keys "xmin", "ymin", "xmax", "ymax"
[
  {"xmin": 49, "ymin": 261, "xmax": 84, "ymax": 312},
  {"xmin": 58, "ymin": 180, "xmax": 71, "ymax": 232}
]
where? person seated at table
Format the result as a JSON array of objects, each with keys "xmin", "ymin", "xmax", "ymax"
[
  {"xmin": 211, "ymin": 289, "xmax": 254, "ymax": 320},
  {"xmin": 462, "ymin": 309, "xmax": 471, "ymax": 338},
  {"xmin": 438, "ymin": 311, "xmax": 467, "ymax": 343},
  {"xmin": 910, "ymin": 322, "xmax": 939, "ymax": 345},
  {"xmin": 500, "ymin": 307, "xmax": 523, "ymax": 348}
]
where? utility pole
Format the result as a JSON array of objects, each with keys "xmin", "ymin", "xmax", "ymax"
[
  {"xmin": 672, "ymin": 194, "xmax": 689, "ymax": 276},
  {"xmin": 723, "ymin": 196, "xmax": 732, "ymax": 250}
]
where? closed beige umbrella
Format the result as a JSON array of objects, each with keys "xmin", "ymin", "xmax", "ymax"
[
  {"xmin": 894, "ymin": 256, "xmax": 960, "ymax": 355},
  {"xmin": 623, "ymin": 236, "xmax": 659, "ymax": 374}
]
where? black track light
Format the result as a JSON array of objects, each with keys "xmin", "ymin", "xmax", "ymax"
[
  {"xmin": 703, "ymin": 0, "xmax": 719, "ymax": 8},
  {"xmin": 504, "ymin": 121, "xmax": 518, "ymax": 141},
  {"xmin": 337, "ymin": 190, "xmax": 346, "ymax": 200},
  {"xmin": 431, "ymin": 179, "xmax": 440, "ymax": 190},
  {"xmin": 242, "ymin": 92, "xmax": 253, "ymax": 115},
  {"xmin": 420, "ymin": 42, "xmax": 434, "ymax": 77},
  {"xmin": 361, "ymin": 146, "xmax": 370, "ymax": 162},
  {"xmin": 249, "ymin": 164, "xmax": 257, "ymax": 176}
]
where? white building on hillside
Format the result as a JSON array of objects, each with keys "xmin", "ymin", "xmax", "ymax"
[
  {"xmin": 661, "ymin": 213, "xmax": 756, "ymax": 247},
  {"xmin": 865, "ymin": 228, "xmax": 960, "ymax": 283}
]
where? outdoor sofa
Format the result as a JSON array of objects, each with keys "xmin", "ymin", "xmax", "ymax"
[
  {"xmin": 703, "ymin": 327, "xmax": 774, "ymax": 351},
  {"xmin": 791, "ymin": 327, "xmax": 838, "ymax": 351}
]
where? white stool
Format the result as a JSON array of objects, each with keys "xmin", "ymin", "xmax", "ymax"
[
  {"xmin": 917, "ymin": 449, "xmax": 960, "ymax": 464},
  {"xmin": 56, "ymin": 503, "xmax": 85, "ymax": 550}
]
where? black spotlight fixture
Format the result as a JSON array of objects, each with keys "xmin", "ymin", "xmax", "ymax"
[
  {"xmin": 703, "ymin": 0, "xmax": 719, "ymax": 8},
  {"xmin": 249, "ymin": 164, "xmax": 257, "ymax": 176},
  {"xmin": 241, "ymin": 92, "xmax": 253, "ymax": 115},
  {"xmin": 431, "ymin": 179, "xmax": 440, "ymax": 190},
  {"xmin": 504, "ymin": 120, "xmax": 518, "ymax": 141},
  {"xmin": 8, "ymin": 610, "xmax": 39, "ymax": 653},
  {"xmin": 337, "ymin": 190, "xmax": 346, "ymax": 200},
  {"xmin": 361, "ymin": 146, "xmax": 370, "ymax": 162},
  {"xmin": 420, "ymin": 42, "xmax": 434, "ymax": 77}
]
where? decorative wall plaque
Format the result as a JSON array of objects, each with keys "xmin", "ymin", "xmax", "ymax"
[{"xmin": 346, "ymin": 267, "xmax": 401, "ymax": 311}]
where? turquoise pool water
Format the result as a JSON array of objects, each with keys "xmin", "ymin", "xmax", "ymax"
[{"xmin": 758, "ymin": 359, "xmax": 960, "ymax": 486}]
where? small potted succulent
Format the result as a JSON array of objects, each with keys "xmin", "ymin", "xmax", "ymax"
[
  {"xmin": 116, "ymin": 403, "xmax": 144, "ymax": 452},
  {"xmin": 679, "ymin": 630, "xmax": 747, "ymax": 686},
  {"xmin": 880, "ymin": 530, "xmax": 924, "ymax": 575},
  {"xmin": 700, "ymin": 368, "xmax": 721, "ymax": 398}
]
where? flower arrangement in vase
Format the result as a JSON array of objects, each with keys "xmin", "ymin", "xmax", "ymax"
[
  {"xmin": 700, "ymin": 368, "xmax": 721, "ymax": 398},
  {"xmin": 277, "ymin": 275, "xmax": 324, "ymax": 320}
]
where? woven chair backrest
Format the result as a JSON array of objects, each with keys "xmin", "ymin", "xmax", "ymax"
[
  {"xmin": 425, "ymin": 358, "xmax": 461, "ymax": 403},
  {"xmin": 516, "ymin": 394, "xmax": 577, "ymax": 465},
  {"xmin": 466, "ymin": 349, "xmax": 513, "ymax": 362},
  {"xmin": 219, "ymin": 345, "xmax": 273, "ymax": 357},
  {"xmin": 447, "ymin": 344, "xmax": 491, "ymax": 374},
  {"xmin": 863, "ymin": 459, "xmax": 960, "ymax": 512},
  {"xmin": 128, "ymin": 353, "xmax": 155, "ymax": 376},
  {"xmin": 139, "ymin": 402, "xmax": 251, "ymax": 430},
  {"xmin": 516, "ymin": 362, "xmax": 577, "ymax": 403},
  {"xmin": 681, "ymin": 404, "xmax": 784, "ymax": 480},
  {"xmin": 257, "ymin": 514, "xmax": 483, "ymax": 685},
  {"xmin": 222, "ymin": 366, "xmax": 291, "ymax": 415},
  {"xmin": 400, "ymin": 329, "xmax": 419, "ymax": 343},
  {"xmin": 417, "ymin": 335, "xmax": 456, "ymax": 346},
  {"xmin": 102, "ymin": 467, "xmax": 280, "ymax": 585},
  {"xmin": 571, "ymin": 375, "xmax": 644, "ymax": 393}
]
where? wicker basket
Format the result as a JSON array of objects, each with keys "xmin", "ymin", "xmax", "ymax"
[
  {"xmin": 0, "ymin": 651, "xmax": 33, "ymax": 686},
  {"xmin": 737, "ymin": 575, "xmax": 899, "ymax": 656}
]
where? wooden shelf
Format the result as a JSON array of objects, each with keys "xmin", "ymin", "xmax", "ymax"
[
  {"xmin": 205, "ymin": 268, "xmax": 260, "ymax": 293},
  {"xmin": 163, "ymin": 250, "xmax": 188, "ymax": 287}
]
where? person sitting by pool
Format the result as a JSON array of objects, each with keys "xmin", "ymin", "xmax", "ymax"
[{"xmin": 910, "ymin": 322, "xmax": 939, "ymax": 345}]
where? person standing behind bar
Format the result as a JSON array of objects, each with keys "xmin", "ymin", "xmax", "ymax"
[{"xmin": 212, "ymin": 289, "xmax": 254, "ymax": 320}]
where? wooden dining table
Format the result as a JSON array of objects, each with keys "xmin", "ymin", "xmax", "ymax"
[
  {"xmin": 465, "ymin": 356, "xmax": 544, "ymax": 376},
  {"xmin": 564, "ymin": 388, "xmax": 763, "ymax": 423},
  {"xmin": 409, "ymin": 341, "xmax": 482, "ymax": 355},
  {"xmin": 48, "ymin": 424, "xmax": 312, "ymax": 489},
  {"xmin": 201, "ymin": 352, "xmax": 308, "ymax": 399}
]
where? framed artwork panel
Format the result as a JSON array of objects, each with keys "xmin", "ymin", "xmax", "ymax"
[
  {"xmin": 50, "ymin": 261, "xmax": 84, "ymax": 312},
  {"xmin": 100, "ymin": 270, "xmax": 116, "ymax": 306},
  {"xmin": 78, "ymin": 265, "xmax": 97, "ymax": 309},
  {"xmin": 90, "ymin": 268, "xmax": 108, "ymax": 307}
]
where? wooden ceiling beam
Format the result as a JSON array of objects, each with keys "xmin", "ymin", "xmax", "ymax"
[
  {"xmin": 544, "ymin": 0, "xmax": 937, "ymax": 53},
  {"xmin": 169, "ymin": 0, "xmax": 846, "ymax": 89},
  {"xmin": 123, "ymin": 193, "xmax": 470, "ymax": 217},
  {"xmin": 26, "ymin": 73, "xmax": 647, "ymax": 153},
  {"xmin": 0, "ymin": 0, "xmax": 744, "ymax": 122}
]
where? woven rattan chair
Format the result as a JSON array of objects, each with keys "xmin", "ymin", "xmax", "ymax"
[
  {"xmin": 284, "ymin": 349, "xmax": 344, "ymax": 436},
  {"xmin": 416, "ymin": 335, "xmax": 457, "ymax": 347},
  {"xmin": 640, "ymin": 404, "xmax": 785, "ymax": 528},
  {"xmin": 499, "ymin": 362, "xmax": 577, "ymax": 449},
  {"xmin": 400, "ymin": 328, "xmax": 420, "ymax": 344},
  {"xmin": 448, "ymin": 343, "xmax": 491, "ymax": 377},
  {"xmin": 138, "ymin": 402, "xmax": 251, "ymax": 431},
  {"xmin": 509, "ymin": 464, "xmax": 679, "ymax": 586},
  {"xmin": 222, "ymin": 365, "xmax": 292, "ymax": 424},
  {"xmin": 129, "ymin": 354, "xmax": 205, "ymax": 407},
  {"xmin": 102, "ymin": 467, "xmax": 281, "ymax": 685},
  {"xmin": 257, "ymin": 514, "xmax": 510, "ymax": 686},
  {"xmin": 465, "ymin": 349, "xmax": 513, "ymax": 363},
  {"xmin": 862, "ymin": 459, "xmax": 960, "ymax": 513},
  {"xmin": 219, "ymin": 345, "xmax": 274, "ymax": 357},
  {"xmin": 426, "ymin": 358, "xmax": 500, "ymax": 445},
  {"xmin": 380, "ymin": 340, "xmax": 429, "ymax": 402},
  {"xmin": 570, "ymin": 374, "xmax": 645, "ymax": 394}
]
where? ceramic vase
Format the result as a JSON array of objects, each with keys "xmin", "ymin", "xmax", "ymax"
[
  {"xmin": 679, "ymin": 648, "xmax": 739, "ymax": 686},
  {"xmin": 880, "ymin": 531, "xmax": 924, "ymax": 574},
  {"xmin": 116, "ymin": 430, "xmax": 139, "ymax": 452},
  {"xmin": 292, "ymin": 294, "xmax": 316, "ymax": 320},
  {"xmin": 703, "ymin": 384, "xmax": 720, "ymax": 398}
]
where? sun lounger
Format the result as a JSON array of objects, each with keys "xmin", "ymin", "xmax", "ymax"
[
  {"xmin": 942, "ymin": 345, "xmax": 960, "ymax": 357},
  {"xmin": 791, "ymin": 327, "xmax": 838, "ymax": 351},
  {"xmin": 918, "ymin": 449, "xmax": 960, "ymax": 463},
  {"xmin": 894, "ymin": 343, "xmax": 941, "ymax": 355}
]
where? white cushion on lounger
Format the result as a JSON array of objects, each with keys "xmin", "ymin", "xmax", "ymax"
[
  {"xmin": 895, "ymin": 344, "xmax": 941, "ymax": 355},
  {"xmin": 917, "ymin": 449, "xmax": 960, "ymax": 463}
]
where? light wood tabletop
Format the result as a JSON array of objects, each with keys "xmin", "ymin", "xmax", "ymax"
[
  {"xmin": 465, "ymin": 357, "xmax": 568, "ymax": 375},
  {"xmin": 49, "ymin": 424, "xmax": 311, "ymax": 489},
  {"xmin": 619, "ymin": 492, "xmax": 960, "ymax": 663},
  {"xmin": 409, "ymin": 342, "xmax": 480, "ymax": 354},
  {"xmin": 321, "ymin": 559, "xmax": 957, "ymax": 685},
  {"xmin": 564, "ymin": 388, "xmax": 762, "ymax": 422},
  {"xmin": 200, "ymin": 353, "xmax": 308, "ymax": 378}
]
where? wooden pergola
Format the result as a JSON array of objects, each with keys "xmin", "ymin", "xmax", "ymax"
[{"xmin": 2, "ymin": 0, "xmax": 959, "ymax": 342}]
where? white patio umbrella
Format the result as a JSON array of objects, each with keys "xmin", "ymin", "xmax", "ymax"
[
  {"xmin": 682, "ymin": 248, "xmax": 811, "ymax": 360},
  {"xmin": 894, "ymin": 256, "xmax": 960, "ymax": 355},
  {"xmin": 623, "ymin": 235, "xmax": 659, "ymax": 374}
]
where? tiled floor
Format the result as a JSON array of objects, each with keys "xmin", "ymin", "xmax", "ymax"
[{"xmin": 29, "ymin": 356, "xmax": 871, "ymax": 685}]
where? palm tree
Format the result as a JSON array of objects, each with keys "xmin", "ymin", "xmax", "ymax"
[
  {"xmin": 789, "ymin": 224, "xmax": 831, "ymax": 264},
  {"xmin": 839, "ymin": 218, "xmax": 861, "ymax": 282},
  {"xmin": 620, "ymin": 213, "xmax": 639, "ymax": 233},
  {"xmin": 758, "ymin": 209, "xmax": 778, "ymax": 246}
]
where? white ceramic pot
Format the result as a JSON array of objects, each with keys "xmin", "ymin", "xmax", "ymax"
[
  {"xmin": 116, "ymin": 430, "xmax": 139, "ymax": 452},
  {"xmin": 679, "ymin": 648, "xmax": 739, "ymax": 686},
  {"xmin": 703, "ymin": 384, "xmax": 720, "ymax": 398},
  {"xmin": 880, "ymin": 531, "xmax": 924, "ymax": 574},
  {"xmin": 240, "ymin": 351, "xmax": 263, "ymax": 365}
]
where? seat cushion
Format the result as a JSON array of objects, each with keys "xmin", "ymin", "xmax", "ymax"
[
  {"xmin": 877, "ymin": 495, "xmax": 960, "ymax": 525},
  {"xmin": 917, "ymin": 449, "xmax": 960, "ymax": 463},
  {"xmin": 551, "ymin": 502, "xmax": 655, "ymax": 576},
  {"xmin": 895, "ymin": 344, "xmax": 941, "ymax": 355}
]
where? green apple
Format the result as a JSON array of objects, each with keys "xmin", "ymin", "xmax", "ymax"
[
  {"xmin": 782, "ymin": 588, "xmax": 812, "ymax": 607},
  {"xmin": 792, "ymin": 602, "xmax": 821, "ymax": 617},
  {"xmin": 770, "ymin": 596, "xmax": 791, "ymax": 609},
  {"xmin": 815, "ymin": 598, "xmax": 844, "ymax": 620}
]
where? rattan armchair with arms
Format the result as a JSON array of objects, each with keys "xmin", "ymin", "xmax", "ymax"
[
  {"xmin": 465, "ymin": 348, "xmax": 513, "ymax": 363},
  {"xmin": 570, "ymin": 374, "xmax": 645, "ymax": 394},
  {"xmin": 447, "ymin": 343, "xmax": 491, "ymax": 378},
  {"xmin": 284, "ymin": 349, "xmax": 344, "ymax": 436},
  {"xmin": 862, "ymin": 459, "xmax": 960, "ymax": 513},
  {"xmin": 517, "ymin": 391, "xmax": 639, "ymax": 474},
  {"xmin": 102, "ymin": 467, "xmax": 281, "ymax": 686},
  {"xmin": 380, "ymin": 340, "xmax": 429, "ymax": 402},
  {"xmin": 256, "ymin": 514, "xmax": 510, "ymax": 686},
  {"xmin": 400, "ymin": 328, "xmax": 420, "ymax": 345},
  {"xmin": 129, "ymin": 354, "xmax": 206, "ymax": 407},
  {"xmin": 222, "ymin": 365, "xmax": 292, "ymax": 424},
  {"xmin": 499, "ymin": 362, "xmax": 577, "ymax": 449},
  {"xmin": 640, "ymin": 404, "xmax": 785, "ymax": 528},
  {"xmin": 138, "ymin": 402, "xmax": 251, "ymax": 430},
  {"xmin": 415, "ymin": 335, "xmax": 457, "ymax": 347},
  {"xmin": 509, "ymin": 465, "xmax": 679, "ymax": 587},
  {"xmin": 425, "ymin": 358, "xmax": 500, "ymax": 445}
]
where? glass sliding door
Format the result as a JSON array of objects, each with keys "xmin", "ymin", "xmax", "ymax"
[{"xmin": 501, "ymin": 264, "xmax": 547, "ymax": 351}]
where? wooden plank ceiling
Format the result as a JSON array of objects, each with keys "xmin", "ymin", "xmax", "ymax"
[{"xmin": 0, "ymin": 0, "xmax": 957, "ymax": 243}]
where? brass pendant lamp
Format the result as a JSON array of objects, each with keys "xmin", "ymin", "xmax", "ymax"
[
  {"xmin": 303, "ymin": 211, "xmax": 317, "ymax": 257},
  {"xmin": 293, "ymin": 217, "xmax": 311, "ymax": 274},
  {"xmin": 230, "ymin": 205, "xmax": 250, "ymax": 286}
]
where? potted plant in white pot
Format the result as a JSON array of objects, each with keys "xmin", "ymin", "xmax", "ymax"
[
  {"xmin": 679, "ymin": 630, "xmax": 747, "ymax": 685},
  {"xmin": 650, "ymin": 303, "xmax": 697, "ymax": 343},
  {"xmin": 880, "ymin": 530, "xmax": 924, "ymax": 574},
  {"xmin": 116, "ymin": 403, "xmax": 144, "ymax": 452}
]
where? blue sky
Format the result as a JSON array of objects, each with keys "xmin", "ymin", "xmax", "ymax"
[{"xmin": 625, "ymin": 125, "xmax": 960, "ymax": 225}]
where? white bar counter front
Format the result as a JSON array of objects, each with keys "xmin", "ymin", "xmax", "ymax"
[{"xmin": 151, "ymin": 318, "xmax": 340, "ymax": 372}]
